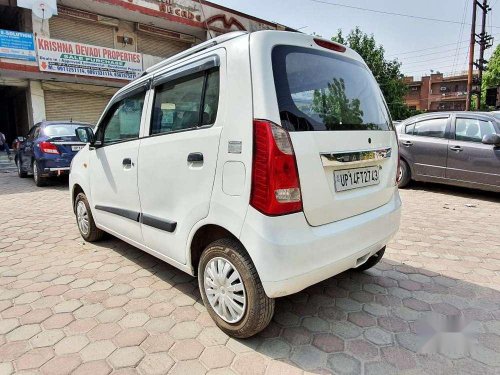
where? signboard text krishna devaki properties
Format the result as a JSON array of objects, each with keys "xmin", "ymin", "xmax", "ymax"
[{"xmin": 36, "ymin": 37, "xmax": 143, "ymax": 80}]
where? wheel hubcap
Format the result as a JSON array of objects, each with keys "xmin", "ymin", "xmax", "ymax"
[
  {"xmin": 204, "ymin": 257, "xmax": 246, "ymax": 323},
  {"xmin": 76, "ymin": 201, "xmax": 90, "ymax": 236}
]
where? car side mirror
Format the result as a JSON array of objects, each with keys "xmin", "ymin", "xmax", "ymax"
[
  {"xmin": 482, "ymin": 133, "xmax": 500, "ymax": 146},
  {"xmin": 75, "ymin": 127, "xmax": 95, "ymax": 144}
]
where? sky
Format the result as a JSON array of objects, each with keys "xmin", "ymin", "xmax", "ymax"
[{"xmin": 210, "ymin": 0, "xmax": 500, "ymax": 79}]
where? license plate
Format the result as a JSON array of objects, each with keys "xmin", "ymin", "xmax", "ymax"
[
  {"xmin": 71, "ymin": 145, "xmax": 84, "ymax": 152},
  {"xmin": 334, "ymin": 166, "xmax": 380, "ymax": 192}
]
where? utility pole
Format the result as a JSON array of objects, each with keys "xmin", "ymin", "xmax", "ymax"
[
  {"xmin": 476, "ymin": 0, "xmax": 493, "ymax": 108},
  {"xmin": 466, "ymin": 0, "xmax": 493, "ymax": 111},
  {"xmin": 466, "ymin": 0, "xmax": 478, "ymax": 111}
]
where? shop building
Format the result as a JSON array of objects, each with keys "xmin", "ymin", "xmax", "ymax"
[
  {"xmin": 0, "ymin": 0, "xmax": 291, "ymax": 145},
  {"xmin": 403, "ymin": 71, "xmax": 479, "ymax": 112}
]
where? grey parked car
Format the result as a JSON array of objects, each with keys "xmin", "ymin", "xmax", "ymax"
[{"xmin": 396, "ymin": 112, "xmax": 500, "ymax": 192}]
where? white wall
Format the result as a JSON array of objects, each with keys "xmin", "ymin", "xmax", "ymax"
[{"xmin": 28, "ymin": 81, "xmax": 46, "ymax": 126}]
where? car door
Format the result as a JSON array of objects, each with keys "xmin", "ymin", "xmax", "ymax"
[
  {"xmin": 446, "ymin": 116, "xmax": 500, "ymax": 187},
  {"xmin": 20, "ymin": 125, "xmax": 38, "ymax": 168},
  {"xmin": 401, "ymin": 116, "xmax": 450, "ymax": 179},
  {"xmin": 89, "ymin": 84, "xmax": 149, "ymax": 244},
  {"xmin": 137, "ymin": 53, "xmax": 224, "ymax": 264}
]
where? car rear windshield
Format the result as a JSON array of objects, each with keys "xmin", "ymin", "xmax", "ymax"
[
  {"xmin": 44, "ymin": 124, "xmax": 89, "ymax": 138},
  {"xmin": 272, "ymin": 45, "xmax": 392, "ymax": 132}
]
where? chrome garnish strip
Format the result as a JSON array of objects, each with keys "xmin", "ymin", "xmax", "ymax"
[{"xmin": 320, "ymin": 148, "xmax": 392, "ymax": 167}]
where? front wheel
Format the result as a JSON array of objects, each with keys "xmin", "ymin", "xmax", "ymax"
[
  {"xmin": 74, "ymin": 192, "xmax": 104, "ymax": 242},
  {"xmin": 17, "ymin": 158, "xmax": 27, "ymax": 178},
  {"xmin": 198, "ymin": 239, "xmax": 275, "ymax": 338}
]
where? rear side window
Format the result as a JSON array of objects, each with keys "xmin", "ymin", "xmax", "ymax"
[
  {"xmin": 455, "ymin": 118, "xmax": 496, "ymax": 143},
  {"xmin": 272, "ymin": 45, "xmax": 391, "ymax": 132},
  {"xmin": 151, "ymin": 68, "xmax": 219, "ymax": 135},
  {"xmin": 413, "ymin": 118, "xmax": 447, "ymax": 138}
]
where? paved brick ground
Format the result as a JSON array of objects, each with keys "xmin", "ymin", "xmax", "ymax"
[{"xmin": 0, "ymin": 172, "xmax": 499, "ymax": 375}]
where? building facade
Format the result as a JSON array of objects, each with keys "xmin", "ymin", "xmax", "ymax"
[
  {"xmin": 0, "ymin": 0, "xmax": 290, "ymax": 145},
  {"xmin": 403, "ymin": 72, "xmax": 478, "ymax": 113}
]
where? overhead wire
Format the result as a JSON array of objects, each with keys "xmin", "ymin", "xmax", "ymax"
[
  {"xmin": 309, "ymin": 0, "xmax": 500, "ymax": 29},
  {"xmin": 452, "ymin": 0, "xmax": 470, "ymax": 74}
]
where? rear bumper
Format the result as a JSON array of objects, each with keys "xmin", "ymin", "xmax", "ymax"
[
  {"xmin": 38, "ymin": 158, "xmax": 71, "ymax": 176},
  {"xmin": 240, "ymin": 191, "xmax": 402, "ymax": 298}
]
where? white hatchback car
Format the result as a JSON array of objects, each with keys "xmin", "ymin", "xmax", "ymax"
[{"xmin": 70, "ymin": 30, "xmax": 401, "ymax": 338}]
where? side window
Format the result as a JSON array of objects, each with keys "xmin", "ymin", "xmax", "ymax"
[
  {"xmin": 34, "ymin": 127, "xmax": 41, "ymax": 139},
  {"xmin": 455, "ymin": 118, "xmax": 496, "ymax": 143},
  {"xmin": 151, "ymin": 68, "xmax": 220, "ymax": 135},
  {"xmin": 413, "ymin": 118, "xmax": 447, "ymax": 138},
  {"xmin": 101, "ymin": 92, "xmax": 145, "ymax": 145}
]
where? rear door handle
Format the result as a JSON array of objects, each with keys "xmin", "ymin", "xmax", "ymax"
[
  {"xmin": 450, "ymin": 146, "xmax": 463, "ymax": 152},
  {"xmin": 122, "ymin": 158, "xmax": 133, "ymax": 166},
  {"xmin": 401, "ymin": 141, "xmax": 413, "ymax": 147},
  {"xmin": 187, "ymin": 152, "xmax": 204, "ymax": 163}
]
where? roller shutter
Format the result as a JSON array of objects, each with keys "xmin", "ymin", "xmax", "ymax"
[
  {"xmin": 137, "ymin": 33, "xmax": 189, "ymax": 58},
  {"xmin": 49, "ymin": 16, "xmax": 115, "ymax": 48},
  {"xmin": 45, "ymin": 91, "xmax": 113, "ymax": 125}
]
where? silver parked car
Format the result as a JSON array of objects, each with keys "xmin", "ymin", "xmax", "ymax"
[{"xmin": 396, "ymin": 112, "xmax": 500, "ymax": 192}]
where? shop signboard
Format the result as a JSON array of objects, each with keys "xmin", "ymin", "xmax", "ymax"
[
  {"xmin": 36, "ymin": 37, "xmax": 143, "ymax": 80},
  {"xmin": 0, "ymin": 29, "xmax": 36, "ymax": 62}
]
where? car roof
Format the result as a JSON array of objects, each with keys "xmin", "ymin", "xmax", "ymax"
[
  {"xmin": 401, "ymin": 111, "xmax": 497, "ymax": 125},
  {"xmin": 113, "ymin": 30, "xmax": 358, "ymax": 103},
  {"xmin": 41, "ymin": 121, "xmax": 93, "ymax": 127}
]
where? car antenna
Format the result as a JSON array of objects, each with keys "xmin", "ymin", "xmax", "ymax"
[{"xmin": 197, "ymin": 0, "xmax": 213, "ymax": 39}]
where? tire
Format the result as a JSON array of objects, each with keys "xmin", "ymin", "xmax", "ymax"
[
  {"xmin": 74, "ymin": 192, "xmax": 105, "ymax": 242},
  {"xmin": 198, "ymin": 238, "xmax": 275, "ymax": 338},
  {"xmin": 17, "ymin": 158, "xmax": 28, "ymax": 178},
  {"xmin": 33, "ymin": 160, "xmax": 47, "ymax": 187},
  {"xmin": 354, "ymin": 247, "xmax": 385, "ymax": 272},
  {"xmin": 398, "ymin": 159, "xmax": 411, "ymax": 188}
]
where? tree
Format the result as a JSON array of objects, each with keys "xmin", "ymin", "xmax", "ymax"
[
  {"xmin": 312, "ymin": 78, "xmax": 364, "ymax": 129},
  {"xmin": 482, "ymin": 44, "xmax": 500, "ymax": 108},
  {"xmin": 331, "ymin": 27, "xmax": 419, "ymax": 120}
]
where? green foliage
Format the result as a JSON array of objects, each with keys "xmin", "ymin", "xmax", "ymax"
[
  {"xmin": 312, "ymin": 78, "xmax": 364, "ymax": 128},
  {"xmin": 331, "ymin": 27, "xmax": 416, "ymax": 120},
  {"xmin": 482, "ymin": 44, "xmax": 500, "ymax": 108}
]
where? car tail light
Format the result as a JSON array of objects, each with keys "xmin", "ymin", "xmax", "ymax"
[
  {"xmin": 314, "ymin": 38, "xmax": 346, "ymax": 53},
  {"xmin": 39, "ymin": 141, "xmax": 60, "ymax": 155},
  {"xmin": 251, "ymin": 120, "xmax": 302, "ymax": 216}
]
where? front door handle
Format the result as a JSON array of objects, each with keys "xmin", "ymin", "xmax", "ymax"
[
  {"xmin": 401, "ymin": 141, "xmax": 413, "ymax": 147},
  {"xmin": 122, "ymin": 158, "xmax": 133, "ymax": 166},
  {"xmin": 450, "ymin": 145, "xmax": 463, "ymax": 152},
  {"xmin": 187, "ymin": 152, "xmax": 204, "ymax": 163}
]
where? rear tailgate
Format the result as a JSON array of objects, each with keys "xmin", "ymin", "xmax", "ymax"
[
  {"xmin": 257, "ymin": 36, "xmax": 398, "ymax": 227},
  {"xmin": 291, "ymin": 130, "xmax": 397, "ymax": 226}
]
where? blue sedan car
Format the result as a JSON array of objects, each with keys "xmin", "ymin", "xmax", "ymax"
[{"xmin": 16, "ymin": 121, "xmax": 92, "ymax": 187}]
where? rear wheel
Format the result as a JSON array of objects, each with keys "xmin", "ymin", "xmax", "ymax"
[
  {"xmin": 198, "ymin": 239, "xmax": 274, "ymax": 338},
  {"xmin": 354, "ymin": 247, "xmax": 385, "ymax": 272},
  {"xmin": 17, "ymin": 158, "xmax": 27, "ymax": 178},
  {"xmin": 75, "ymin": 192, "xmax": 104, "ymax": 242},
  {"xmin": 398, "ymin": 160, "xmax": 411, "ymax": 188},
  {"xmin": 32, "ymin": 160, "xmax": 47, "ymax": 187}
]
